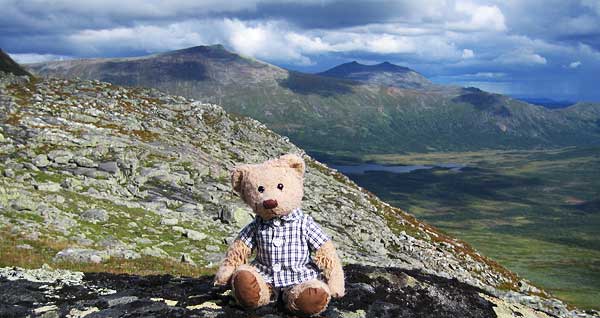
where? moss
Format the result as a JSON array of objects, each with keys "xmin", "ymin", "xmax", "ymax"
[{"xmin": 33, "ymin": 170, "xmax": 66, "ymax": 184}]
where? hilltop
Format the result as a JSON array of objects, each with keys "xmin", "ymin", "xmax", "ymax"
[{"xmin": 27, "ymin": 45, "xmax": 600, "ymax": 155}]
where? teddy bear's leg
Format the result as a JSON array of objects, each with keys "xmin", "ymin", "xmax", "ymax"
[
  {"xmin": 284, "ymin": 279, "xmax": 331, "ymax": 316},
  {"xmin": 231, "ymin": 264, "xmax": 272, "ymax": 309}
]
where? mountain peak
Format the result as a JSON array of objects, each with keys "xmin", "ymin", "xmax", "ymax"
[
  {"xmin": 163, "ymin": 44, "xmax": 240, "ymax": 60},
  {"xmin": 318, "ymin": 60, "xmax": 431, "ymax": 88}
]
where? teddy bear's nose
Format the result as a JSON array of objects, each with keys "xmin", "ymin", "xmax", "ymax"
[{"xmin": 263, "ymin": 199, "xmax": 278, "ymax": 209}]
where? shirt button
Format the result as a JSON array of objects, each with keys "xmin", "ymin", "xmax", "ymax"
[
  {"xmin": 273, "ymin": 263, "xmax": 281, "ymax": 272},
  {"xmin": 273, "ymin": 238, "xmax": 283, "ymax": 247},
  {"xmin": 273, "ymin": 219, "xmax": 281, "ymax": 226}
]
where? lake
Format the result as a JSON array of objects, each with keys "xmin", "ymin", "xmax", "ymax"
[{"xmin": 331, "ymin": 163, "xmax": 465, "ymax": 174}]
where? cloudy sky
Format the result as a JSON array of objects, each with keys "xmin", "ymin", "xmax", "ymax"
[{"xmin": 1, "ymin": 0, "xmax": 599, "ymax": 101}]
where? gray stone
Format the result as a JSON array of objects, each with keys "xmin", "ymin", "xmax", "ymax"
[
  {"xmin": 81, "ymin": 208, "xmax": 109, "ymax": 223},
  {"xmin": 35, "ymin": 182, "xmax": 61, "ymax": 192},
  {"xmin": 104, "ymin": 296, "xmax": 139, "ymax": 307},
  {"xmin": 3, "ymin": 169, "xmax": 15, "ymax": 178},
  {"xmin": 0, "ymin": 132, "xmax": 4, "ymax": 142},
  {"xmin": 98, "ymin": 161, "xmax": 119, "ymax": 174},
  {"xmin": 184, "ymin": 229, "xmax": 207, "ymax": 241},
  {"xmin": 33, "ymin": 154, "xmax": 50, "ymax": 167},
  {"xmin": 10, "ymin": 198, "xmax": 38, "ymax": 211},
  {"xmin": 48, "ymin": 150, "xmax": 73, "ymax": 164},
  {"xmin": 54, "ymin": 248, "xmax": 109, "ymax": 263},
  {"xmin": 135, "ymin": 238, "xmax": 153, "ymax": 245},
  {"xmin": 160, "ymin": 218, "xmax": 179, "ymax": 226},
  {"xmin": 141, "ymin": 247, "xmax": 168, "ymax": 258},
  {"xmin": 219, "ymin": 204, "xmax": 253, "ymax": 225},
  {"xmin": 73, "ymin": 156, "xmax": 97, "ymax": 168},
  {"xmin": 61, "ymin": 177, "xmax": 82, "ymax": 190},
  {"xmin": 108, "ymin": 249, "xmax": 141, "ymax": 260}
]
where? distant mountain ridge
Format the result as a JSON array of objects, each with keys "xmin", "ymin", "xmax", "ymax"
[
  {"xmin": 27, "ymin": 45, "xmax": 600, "ymax": 155},
  {"xmin": 317, "ymin": 60, "xmax": 433, "ymax": 89}
]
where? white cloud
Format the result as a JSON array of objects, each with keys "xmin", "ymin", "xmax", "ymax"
[
  {"xmin": 495, "ymin": 49, "xmax": 547, "ymax": 65},
  {"xmin": 9, "ymin": 53, "xmax": 72, "ymax": 64},
  {"xmin": 448, "ymin": 1, "xmax": 507, "ymax": 32},
  {"xmin": 568, "ymin": 61, "xmax": 582, "ymax": 68},
  {"xmin": 462, "ymin": 49, "xmax": 474, "ymax": 59}
]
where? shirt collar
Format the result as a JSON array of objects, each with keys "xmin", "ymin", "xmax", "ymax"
[{"xmin": 259, "ymin": 208, "xmax": 302, "ymax": 225}]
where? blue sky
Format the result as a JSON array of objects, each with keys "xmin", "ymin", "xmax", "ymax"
[{"xmin": 1, "ymin": 0, "xmax": 599, "ymax": 101}]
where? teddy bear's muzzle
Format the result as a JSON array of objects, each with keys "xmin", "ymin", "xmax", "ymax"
[{"xmin": 262, "ymin": 199, "xmax": 278, "ymax": 209}]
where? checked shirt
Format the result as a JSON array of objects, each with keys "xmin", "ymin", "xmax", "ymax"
[{"xmin": 237, "ymin": 208, "xmax": 330, "ymax": 288}]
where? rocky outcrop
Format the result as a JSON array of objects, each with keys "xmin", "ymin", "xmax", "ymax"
[
  {"xmin": 0, "ymin": 49, "xmax": 31, "ymax": 77},
  {"xmin": 0, "ymin": 265, "xmax": 558, "ymax": 318},
  {"xmin": 0, "ymin": 71, "xmax": 595, "ymax": 317}
]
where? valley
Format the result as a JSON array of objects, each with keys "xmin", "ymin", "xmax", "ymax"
[{"xmin": 318, "ymin": 147, "xmax": 600, "ymax": 310}]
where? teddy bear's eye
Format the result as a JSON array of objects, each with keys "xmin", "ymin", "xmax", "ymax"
[
  {"xmin": 277, "ymin": 183, "xmax": 284, "ymax": 190},
  {"xmin": 258, "ymin": 186, "xmax": 265, "ymax": 193}
]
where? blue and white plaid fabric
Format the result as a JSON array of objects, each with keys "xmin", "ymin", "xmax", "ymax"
[{"xmin": 237, "ymin": 208, "xmax": 330, "ymax": 287}]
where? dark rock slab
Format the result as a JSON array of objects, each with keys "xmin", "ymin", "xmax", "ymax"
[{"xmin": 0, "ymin": 265, "xmax": 502, "ymax": 318}]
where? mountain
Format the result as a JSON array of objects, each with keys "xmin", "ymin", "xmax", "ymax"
[
  {"xmin": 27, "ymin": 45, "xmax": 600, "ymax": 155},
  {"xmin": 0, "ymin": 70, "xmax": 592, "ymax": 318},
  {"xmin": 0, "ymin": 49, "xmax": 31, "ymax": 76},
  {"xmin": 317, "ymin": 60, "xmax": 433, "ymax": 89}
]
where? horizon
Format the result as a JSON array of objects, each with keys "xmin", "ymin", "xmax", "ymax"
[{"xmin": 2, "ymin": 0, "xmax": 600, "ymax": 101}]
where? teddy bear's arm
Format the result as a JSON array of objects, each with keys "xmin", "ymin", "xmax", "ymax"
[
  {"xmin": 314, "ymin": 240, "xmax": 345, "ymax": 298},
  {"xmin": 214, "ymin": 239, "xmax": 252, "ymax": 286}
]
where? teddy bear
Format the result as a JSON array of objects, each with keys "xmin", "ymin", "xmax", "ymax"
[{"xmin": 214, "ymin": 154, "xmax": 345, "ymax": 316}]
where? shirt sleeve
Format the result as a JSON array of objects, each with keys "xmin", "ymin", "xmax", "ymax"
[
  {"xmin": 305, "ymin": 215, "xmax": 330, "ymax": 252},
  {"xmin": 236, "ymin": 219, "xmax": 256, "ymax": 250}
]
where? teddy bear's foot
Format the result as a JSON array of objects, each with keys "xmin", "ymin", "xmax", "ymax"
[
  {"xmin": 285, "ymin": 279, "xmax": 331, "ymax": 316},
  {"xmin": 231, "ymin": 265, "xmax": 271, "ymax": 309}
]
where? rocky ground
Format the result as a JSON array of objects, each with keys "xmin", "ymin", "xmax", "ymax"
[
  {"xmin": 0, "ymin": 71, "xmax": 597, "ymax": 317},
  {"xmin": 0, "ymin": 265, "xmax": 557, "ymax": 318}
]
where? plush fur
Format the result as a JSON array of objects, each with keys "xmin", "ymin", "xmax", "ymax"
[
  {"xmin": 214, "ymin": 239, "xmax": 251, "ymax": 286},
  {"xmin": 313, "ymin": 240, "xmax": 345, "ymax": 297},
  {"xmin": 215, "ymin": 154, "xmax": 345, "ymax": 315}
]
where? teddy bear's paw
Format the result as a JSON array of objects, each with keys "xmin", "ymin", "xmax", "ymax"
[
  {"xmin": 328, "ymin": 283, "xmax": 345, "ymax": 298},
  {"xmin": 214, "ymin": 265, "xmax": 235, "ymax": 286}
]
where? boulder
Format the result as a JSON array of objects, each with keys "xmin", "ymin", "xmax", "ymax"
[
  {"xmin": 33, "ymin": 154, "xmax": 50, "ymax": 168},
  {"xmin": 183, "ymin": 229, "xmax": 206, "ymax": 241},
  {"xmin": 34, "ymin": 182, "xmax": 61, "ymax": 192},
  {"xmin": 81, "ymin": 208, "xmax": 109, "ymax": 223},
  {"xmin": 53, "ymin": 248, "xmax": 109, "ymax": 263},
  {"xmin": 98, "ymin": 161, "xmax": 119, "ymax": 174},
  {"xmin": 218, "ymin": 203, "xmax": 253, "ymax": 225}
]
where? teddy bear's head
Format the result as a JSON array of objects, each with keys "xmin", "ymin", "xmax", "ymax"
[{"xmin": 231, "ymin": 154, "xmax": 305, "ymax": 220}]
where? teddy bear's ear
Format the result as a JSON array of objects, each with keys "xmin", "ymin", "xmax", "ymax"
[
  {"xmin": 231, "ymin": 165, "xmax": 249, "ymax": 194},
  {"xmin": 278, "ymin": 154, "xmax": 305, "ymax": 177}
]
